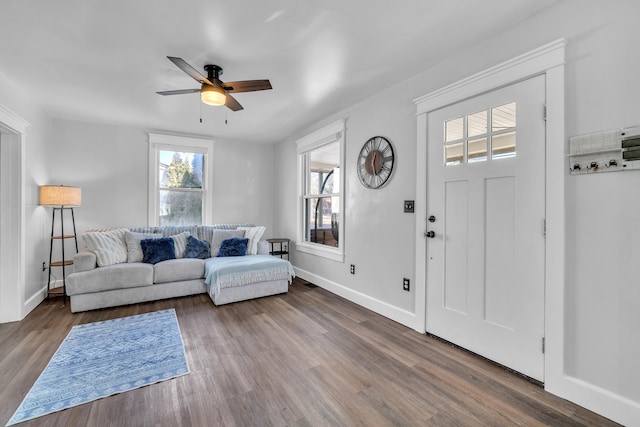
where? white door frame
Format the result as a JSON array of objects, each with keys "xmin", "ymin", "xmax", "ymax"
[
  {"xmin": 414, "ymin": 39, "xmax": 565, "ymax": 388},
  {"xmin": 0, "ymin": 104, "xmax": 29, "ymax": 323}
]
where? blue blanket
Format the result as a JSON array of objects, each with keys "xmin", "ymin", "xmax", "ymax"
[{"xmin": 204, "ymin": 255, "xmax": 295, "ymax": 299}]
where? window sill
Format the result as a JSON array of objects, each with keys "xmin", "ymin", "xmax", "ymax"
[{"xmin": 296, "ymin": 242, "xmax": 344, "ymax": 263}]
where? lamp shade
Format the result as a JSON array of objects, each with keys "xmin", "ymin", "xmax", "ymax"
[
  {"xmin": 201, "ymin": 84, "xmax": 226, "ymax": 106},
  {"xmin": 39, "ymin": 185, "xmax": 82, "ymax": 207}
]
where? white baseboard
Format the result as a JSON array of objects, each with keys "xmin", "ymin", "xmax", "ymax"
[
  {"xmin": 23, "ymin": 283, "xmax": 48, "ymax": 318},
  {"xmin": 546, "ymin": 375, "xmax": 640, "ymax": 427},
  {"xmin": 293, "ymin": 267, "xmax": 422, "ymax": 331}
]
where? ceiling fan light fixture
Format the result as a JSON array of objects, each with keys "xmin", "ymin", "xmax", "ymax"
[{"xmin": 201, "ymin": 84, "xmax": 226, "ymax": 106}]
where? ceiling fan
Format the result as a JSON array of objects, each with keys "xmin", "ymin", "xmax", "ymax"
[{"xmin": 157, "ymin": 56, "xmax": 272, "ymax": 111}]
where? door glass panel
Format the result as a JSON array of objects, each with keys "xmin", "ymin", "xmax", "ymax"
[
  {"xmin": 468, "ymin": 138, "xmax": 487, "ymax": 163},
  {"xmin": 492, "ymin": 132, "xmax": 516, "ymax": 159},
  {"xmin": 467, "ymin": 110, "xmax": 487, "ymax": 137},
  {"xmin": 445, "ymin": 142, "xmax": 463, "ymax": 166},
  {"xmin": 446, "ymin": 117, "xmax": 464, "ymax": 142},
  {"xmin": 492, "ymin": 102, "xmax": 516, "ymax": 130}
]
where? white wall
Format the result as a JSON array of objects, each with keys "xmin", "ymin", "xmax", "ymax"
[
  {"xmin": 274, "ymin": 0, "xmax": 640, "ymax": 424},
  {"xmin": 49, "ymin": 119, "xmax": 276, "ymax": 237}
]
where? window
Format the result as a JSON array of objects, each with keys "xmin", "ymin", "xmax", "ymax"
[
  {"xmin": 148, "ymin": 133, "xmax": 213, "ymax": 226},
  {"xmin": 444, "ymin": 102, "xmax": 516, "ymax": 166},
  {"xmin": 296, "ymin": 120, "xmax": 345, "ymax": 262}
]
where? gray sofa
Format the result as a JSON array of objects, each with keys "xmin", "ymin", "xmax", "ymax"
[{"xmin": 66, "ymin": 224, "xmax": 290, "ymax": 313}]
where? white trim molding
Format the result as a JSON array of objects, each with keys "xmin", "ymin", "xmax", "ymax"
[
  {"xmin": 295, "ymin": 120, "xmax": 346, "ymax": 262},
  {"xmin": 148, "ymin": 133, "xmax": 214, "ymax": 226},
  {"xmin": 0, "ymin": 104, "xmax": 30, "ymax": 323}
]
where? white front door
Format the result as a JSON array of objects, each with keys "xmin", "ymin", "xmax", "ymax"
[{"xmin": 426, "ymin": 75, "xmax": 546, "ymax": 381}]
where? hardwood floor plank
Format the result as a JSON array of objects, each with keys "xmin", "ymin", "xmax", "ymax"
[{"xmin": 0, "ymin": 279, "xmax": 620, "ymax": 426}]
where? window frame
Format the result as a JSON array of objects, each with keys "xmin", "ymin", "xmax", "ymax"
[
  {"xmin": 148, "ymin": 133, "xmax": 214, "ymax": 226},
  {"xmin": 296, "ymin": 120, "xmax": 345, "ymax": 262}
]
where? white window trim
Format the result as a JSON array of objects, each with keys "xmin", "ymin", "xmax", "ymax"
[
  {"xmin": 148, "ymin": 133, "xmax": 214, "ymax": 226},
  {"xmin": 296, "ymin": 120, "xmax": 345, "ymax": 262}
]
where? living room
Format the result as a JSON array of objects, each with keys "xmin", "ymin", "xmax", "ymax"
[{"xmin": 1, "ymin": 0, "xmax": 639, "ymax": 425}]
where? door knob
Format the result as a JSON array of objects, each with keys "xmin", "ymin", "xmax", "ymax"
[{"xmin": 425, "ymin": 231, "xmax": 435, "ymax": 238}]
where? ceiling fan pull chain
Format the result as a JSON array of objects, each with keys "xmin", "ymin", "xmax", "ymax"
[{"xmin": 199, "ymin": 101, "xmax": 203, "ymax": 123}]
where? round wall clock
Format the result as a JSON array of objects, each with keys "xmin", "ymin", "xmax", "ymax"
[{"xmin": 357, "ymin": 136, "xmax": 394, "ymax": 189}]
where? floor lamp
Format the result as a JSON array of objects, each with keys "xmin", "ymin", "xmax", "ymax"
[{"xmin": 40, "ymin": 185, "xmax": 81, "ymax": 301}]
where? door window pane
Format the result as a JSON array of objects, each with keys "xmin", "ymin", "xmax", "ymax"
[
  {"xmin": 446, "ymin": 117, "xmax": 464, "ymax": 142},
  {"xmin": 492, "ymin": 102, "xmax": 516, "ymax": 130},
  {"xmin": 492, "ymin": 132, "xmax": 516, "ymax": 159},
  {"xmin": 468, "ymin": 138, "xmax": 488, "ymax": 163},
  {"xmin": 445, "ymin": 142, "xmax": 464, "ymax": 166},
  {"xmin": 467, "ymin": 110, "xmax": 487, "ymax": 137}
]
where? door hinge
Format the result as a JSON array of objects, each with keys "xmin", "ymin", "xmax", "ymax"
[
  {"xmin": 543, "ymin": 104, "xmax": 547, "ymax": 121},
  {"xmin": 542, "ymin": 337, "xmax": 546, "ymax": 354},
  {"xmin": 542, "ymin": 219, "xmax": 546, "ymax": 237}
]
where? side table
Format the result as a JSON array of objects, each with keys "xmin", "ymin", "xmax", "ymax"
[{"xmin": 266, "ymin": 238, "xmax": 290, "ymax": 260}]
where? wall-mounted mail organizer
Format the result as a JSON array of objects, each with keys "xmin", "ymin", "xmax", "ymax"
[{"xmin": 569, "ymin": 126, "xmax": 640, "ymax": 175}]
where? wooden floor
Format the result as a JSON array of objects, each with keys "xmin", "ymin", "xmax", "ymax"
[{"xmin": 0, "ymin": 278, "xmax": 618, "ymax": 427}]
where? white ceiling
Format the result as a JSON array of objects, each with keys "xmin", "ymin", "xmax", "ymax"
[{"xmin": 0, "ymin": 0, "xmax": 560, "ymax": 144}]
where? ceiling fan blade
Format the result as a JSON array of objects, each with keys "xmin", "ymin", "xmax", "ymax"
[
  {"xmin": 167, "ymin": 56, "xmax": 214, "ymax": 86},
  {"xmin": 156, "ymin": 88, "xmax": 201, "ymax": 96},
  {"xmin": 225, "ymin": 94, "xmax": 244, "ymax": 111},
  {"xmin": 222, "ymin": 80, "xmax": 272, "ymax": 93}
]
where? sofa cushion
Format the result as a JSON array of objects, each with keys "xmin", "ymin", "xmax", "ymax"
[
  {"xmin": 184, "ymin": 236, "xmax": 211, "ymax": 259},
  {"xmin": 171, "ymin": 231, "xmax": 191, "ymax": 258},
  {"xmin": 210, "ymin": 229, "xmax": 245, "ymax": 256},
  {"xmin": 125, "ymin": 231, "xmax": 162, "ymax": 263},
  {"xmin": 82, "ymin": 228, "xmax": 128, "ymax": 267},
  {"xmin": 67, "ymin": 262, "xmax": 154, "ymax": 295},
  {"xmin": 154, "ymin": 258, "xmax": 206, "ymax": 284},
  {"xmin": 237, "ymin": 226, "xmax": 266, "ymax": 255},
  {"xmin": 218, "ymin": 238, "xmax": 249, "ymax": 257},
  {"xmin": 141, "ymin": 237, "xmax": 176, "ymax": 264}
]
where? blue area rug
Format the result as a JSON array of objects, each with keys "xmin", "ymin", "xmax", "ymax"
[{"xmin": 7, "ymin": 309, "xmax": 189, "ymax": 425}]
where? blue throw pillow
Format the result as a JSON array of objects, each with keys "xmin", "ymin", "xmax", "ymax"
[
  {"xmin": 141, "ymin": 237, "xmax": 176, "ymax": 264},
  {"xmin": 217, "ymin": 237, "xmax": 249, "ymax": 257},
  {"xmin": 184, "ymin": 235, "xmax": 211, "ymax": 259}
]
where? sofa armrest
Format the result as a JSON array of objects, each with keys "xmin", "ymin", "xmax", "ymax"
[
  {"xmin": 257, "ymin": 240, "xmax": 269, "ymax": 255},
  {"xmin": 73, "ymin": 248, "xmax": 97, "ymax": 273}
]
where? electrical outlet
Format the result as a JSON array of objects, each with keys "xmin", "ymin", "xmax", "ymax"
[
  {"xmin": 403, "ymin": 278, "xmax": 410, "ymax": 291},
  {"xmin": 42, "ymin": 262, "xmax": 46, "ymax": 272},
  {"xmin": 350, "ymin": 264, "xmax": 355, "ymax": 275}
]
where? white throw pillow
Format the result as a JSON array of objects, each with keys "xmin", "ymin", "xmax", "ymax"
[
  {"xmin": 210, "ymin": 229, "xmax": 245, "ymax": 257},
  {"xmin": 125, "ymin": 231, "xmax": 162, "ymax": 263},
  {"xmin": 170, "ymin": 231, "xmax": 191, "ymax": 259},
  {"xmin": 83, "ymin": 228, "xmax": 128, "ymax": 267},
  {"xmin": 237, "ymin": 226, "xmax": 266, "ymax": 255}
]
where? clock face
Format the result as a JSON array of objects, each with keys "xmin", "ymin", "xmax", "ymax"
[{"xmin": 357, "ymin": 136, "xmax": 394, "ymax": 189}]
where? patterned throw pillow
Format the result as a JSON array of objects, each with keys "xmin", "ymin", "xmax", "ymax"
[
  {"xmin": 82, "ymin": 229, "xmax": 128, "ymax": 267},
  {"xmin": 125, "ymin": 231, "xmax": 162, "ymax": 263},
  {"xmin": 140, "ymin": 237, "xmax": 176, "ymax": 264},
  {"xmin": 170, "ymin": 231, "xmax": 191, "ymax": 259},
  {"xmin": 237, "ymin": 226, "xmax": 266, "ymax": 255},
  {"xmin": 210, "ymin": 229, "xmax": 245, "ymax": 257},
  {"xmin": 217, "ymin": 238, "xmax": 249, "ymax": 257},
  {"xmin": 184, "ymin": 236, "xmax": 211, "ymax": 259}
]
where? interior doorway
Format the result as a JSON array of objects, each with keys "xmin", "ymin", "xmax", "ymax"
[{"xmin": 0, "ymin": 106, "xmax": 28, "ymax": 323}]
